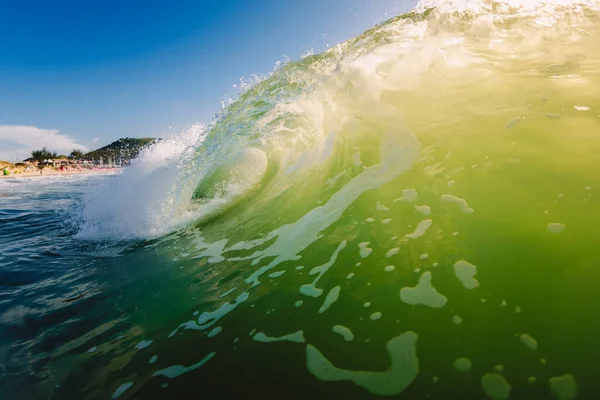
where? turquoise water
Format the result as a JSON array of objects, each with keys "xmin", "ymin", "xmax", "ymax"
[{"xmin": 2, "ymin": 1, "xmax": 600, "ymax": 398}]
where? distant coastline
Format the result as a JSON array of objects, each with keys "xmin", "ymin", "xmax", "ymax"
[
  {"xmin": 1, "ymin": 137, "xmax": 158, "ymax": 180},
  {"xmin": 0, "ymin": 168, "xmax": 120, "ymax": 180}
]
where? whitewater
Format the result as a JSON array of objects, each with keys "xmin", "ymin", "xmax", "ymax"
[{"xmin": 1, "ymin": 0, "xmax": 600, "ymax": 398}]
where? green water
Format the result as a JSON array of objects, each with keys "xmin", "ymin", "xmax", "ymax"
[
  {"xmin": 144, "ymin": 23, "xmax": 599, "ymax": 397},
  {"xmin": 5, "ymin": 1, "xmax": 600, "ymax": 399}
]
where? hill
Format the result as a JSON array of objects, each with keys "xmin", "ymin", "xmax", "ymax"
[{"xmin": 84, "ymin": 137, "xmax": 158, "ymax": 162}]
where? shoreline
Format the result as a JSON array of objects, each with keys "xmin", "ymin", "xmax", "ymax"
[{"xmin": 0, "ymin": 169, "xmax": 121, "ymax": 180}]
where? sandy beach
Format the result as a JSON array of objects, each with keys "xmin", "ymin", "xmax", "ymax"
[{"xmin": 0, "ymin": 168, "xmax": 121, "ymax": 179}]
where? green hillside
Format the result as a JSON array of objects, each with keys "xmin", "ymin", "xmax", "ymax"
[{"xmin": 84, "ymin": 137, "xmax": 158, "ymax": 161}]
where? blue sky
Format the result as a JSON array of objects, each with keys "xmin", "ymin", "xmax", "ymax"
[{"xmin": 0, "ymin": 0, "xmax": 415, "ymax": 161}]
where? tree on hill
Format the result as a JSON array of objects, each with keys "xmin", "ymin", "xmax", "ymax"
[
  {"xmin": 70, "ymin": 149, "xmax": 85, "ymax": 160},
  {"xmin": 31, "ymin": 147, "xmax": 57, "ymax": 163}
]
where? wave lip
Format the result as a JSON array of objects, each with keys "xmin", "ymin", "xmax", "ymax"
[
  {"xmin": 74, "ymin": 125, "xmax": 206, "ymax": 241},
  {"xmin": 416, "ymin": 0, "xmax": 599, "ymax": 13}
]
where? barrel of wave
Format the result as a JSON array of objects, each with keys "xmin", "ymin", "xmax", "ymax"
[{"xmin": 191, "ymin": 146, "xmax": 269, "ymax": 211}]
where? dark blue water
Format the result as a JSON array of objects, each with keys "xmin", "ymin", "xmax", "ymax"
[
  {"xmin": 0, "ymin": 175, "xmax": 309, "ymax": 400},
  {"xmin": 0, "ymin": 176, "xmax": 108, "ymax": 396},
  {"xmin": 0, "ymin": 176, "xmax": 178, "ymax": 399}
]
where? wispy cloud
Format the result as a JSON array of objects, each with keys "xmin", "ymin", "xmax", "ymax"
[
  {"xmin": 92, "ymin": 137, "xmax": 99, "ymax": 143},
  {"xmin": 0, "ymin": 125, "xmax": 88, "ymax": 162}
]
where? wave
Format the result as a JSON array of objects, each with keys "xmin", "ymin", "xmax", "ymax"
[{"xmin": 75, "ymin": 0, "xmax": 600, "ymax": 241}]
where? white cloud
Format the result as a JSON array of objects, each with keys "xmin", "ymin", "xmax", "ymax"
[
  {"xmin": 0, "ymin": 125, "xmax": 88, "ymax": 162},
  {"xmin": 92, "ymin": 137, "xmax": 99, "ymax": 143}
]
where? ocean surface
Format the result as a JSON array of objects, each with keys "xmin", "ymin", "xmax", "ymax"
[{"xmin": 2, "ymin": 0, "xmax": 600, "ymax": 398}]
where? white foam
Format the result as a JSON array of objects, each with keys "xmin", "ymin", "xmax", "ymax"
[
  {"xmin": 169, "ymin": 291, "xmax": 249, "ymax": 337},
  {"xmin": 453, "ymin": 260, "xmax": 479, "ymax": 289},
  {"xmin": 306, "ymin": 331, "xmax": 419, "ymax": 396},
  {"xmin": 384, "ymin": 265, "xmax": 395, "ymax": 272},
  {"xmin": 358, "ymin": 242, "xmax": 373, "ymax": 258},
  {"xmin": 376, "ymin": 202, "xmax": 390, "ymax": 211},
  {"xmin": 319, "ymin": 286, "xmax": 341, "ymax": 313},
  {"xmin": 481, "ymin": 373, "xmax": 511, "ymax": 400},
  {"xmin": 300, "ymin": 242, "xmax": 347, "ymax": 297},
  {"xmin": 219, "ymin": 288, "xmax": 237, "ymax": 298},
  {"xmin": 441, "ymin": 194, "xmax": 474, "ymax": 213},
  {"xmin": 519, "ymin": 333, "xmax": 538, "ymax": 350},
  {"xmin": 112, "ymin": 382, "xmax": 134, "ymax": 399},
  {"xmin": 549, "ymin": 374, "xmax": 577, "ymax": 400},
  {"xmin": 400, "ymin": 272, "xmax": 447, "ymax": 308},
  {"xmin": 76, "ymin": 126, "xmax": 211, "ymax": 240},
  {"xmin": 268, "ymin": 270, "xmax": 286, "ymax": 278},
  {"xmin": 153, "ymin": 352, "xmax": 216, "ymax": 379},
  {"xmin": 332, "ymin": 325, "xmax": 355, "ymax": 341},
  {"xmin": 404, "ymin": 219, "xmax": 433, "ymax": 239},
  {"xmin": 253, "ymin": 330, "xmax": 305, "ymax": 343},
  {"xmin": 394, "ymin": 188, "xmax": 418, "ymax": 202},
  {"xmin": 197, "ymin": 291, "xmax": 249, "ymax": 329},
  {"xmin": 207, "ymin": 326, "xmax": 222, "ymax": 338},
  {"xmin": 386, "ymin": 247, "xmax": 400, "ymax": 257},
  {"xmin": 416, "ymin": 0, "xmax": 597, "ymax": 15},
  {"xmin": 135, "ymin": 340, "xmax": 153, "ymax": 350},
  {"xmin": 168, "ymin": 320, "xmax": 203, "ymax": 337},
  {"xmin": 453, "ymin": 358, "xmax": 472, "ymax": 372},
  {"xmin": 547, "ymin": 223, "xmax": 566, "ymax": 233},
  {"xmin": 415, "ymin": 205, "xmax": 431, "ymax": 216},
  {"xmin": 370, "ymin": 311, "xmax": 382, "ymax": 320}
]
